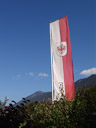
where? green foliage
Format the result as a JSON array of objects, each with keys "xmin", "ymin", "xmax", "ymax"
[
  {"xmin": 0, "ymin": 85, "xmax": 96, "ymax": 128},
  {"xmin": 25, "ymin": 85, "xmax": 96, "ymax": 128}
]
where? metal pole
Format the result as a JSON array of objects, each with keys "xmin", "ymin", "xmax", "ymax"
[{"xmin": 49, "ymin": 22, "xmax": 54, "ymax": 104}]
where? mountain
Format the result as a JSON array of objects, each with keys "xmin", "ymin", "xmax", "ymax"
[
  {"xmin": 15, "ymin": 91, "xmax": 51, "ymax": 106},
  {"xmin": 16, "ymin": 74, "xmax": 96, "ymax": 105},
  {"xmin": 25, "ymin": 91, "xmax": 51, "ymax": 102},
  {"xmin": 75, "ymin": 74, "xmax": 96, "ymax": 91}
]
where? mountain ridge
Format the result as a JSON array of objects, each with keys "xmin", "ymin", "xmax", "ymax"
[{"xmin": 75, "ymin": 74, "xmax": 96, "ymax": 90}]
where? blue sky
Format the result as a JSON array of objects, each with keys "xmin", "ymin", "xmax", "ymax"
[{"xmin": 0, "ymin": 0, "xmax": 96, "ymax": 104}]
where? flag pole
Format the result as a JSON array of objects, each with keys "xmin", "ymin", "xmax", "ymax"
[{"xmin": 49, "ymin": 21, "xmax": 54, "ymax": 104}]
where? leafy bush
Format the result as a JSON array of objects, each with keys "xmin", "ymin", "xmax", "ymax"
[
  {"xmin": 0, "ymin": 99, "xmax": 30, "ymax": 128},
  {"xmin": 0, "ymin": 85, "xmax": 96, "ymax": 128},
  {"xmin": 25, "ymin": 85, "xmax": 96, "ymax": 128}
]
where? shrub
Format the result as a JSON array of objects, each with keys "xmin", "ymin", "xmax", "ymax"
[
  {"xmin": 24, "ymin": 85, "xmax": 96, "ymax": 128},
  {"xmin": 0, "ymin": 99, "xmax": 30, "ymax": 128},
  {"xmin": 0, "ymin": 85, "xmax": 96, "ymax": 128}
]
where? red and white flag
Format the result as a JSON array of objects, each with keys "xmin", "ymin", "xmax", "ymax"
[{"xmin": 50, "ymin": 16, "xmax": 75, "ymax": 101}]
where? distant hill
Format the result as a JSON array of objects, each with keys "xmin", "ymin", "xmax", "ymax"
[
  {"xmin": 25, "ymin": 91, "xmax": 51, "ymax": 102},
  {"xmin": 15, "ymin": 91, "xmax": 51, "ymax": 106},
  {"xmin": 16, "ymin": 74, "xmax": 96, "ymax": 105},
  {"xmin": 75, "ymin": 74, "xmax": 96, "ymax": 91}
]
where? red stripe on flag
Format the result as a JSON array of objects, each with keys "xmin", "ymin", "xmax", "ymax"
[{"xmin": 59, "ymin": 16, "xmax": 75, "ymax": 100}]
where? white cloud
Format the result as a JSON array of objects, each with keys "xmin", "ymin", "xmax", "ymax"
[
  {"xmin": 16, "ymin": 75, "xmax": 21, "ymax": 79},
  {"xmin": 15, "ymin": 72, "xmax": 48, "ymax": 79},
  {"xmin": 29, "ymin": 72, "xmax": 34, "ymax": 77},
  {"xmin": 38, "ymin": 72, "xmax": 48, "ymax": 77},
  {"xmin": 80, "ymin": 68, "xmax": 96, "ymax": 76}
]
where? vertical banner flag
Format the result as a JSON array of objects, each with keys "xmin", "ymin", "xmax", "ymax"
[{"xmin": 50, "ymin": 16, "xmax": 75, "ymax": 101}]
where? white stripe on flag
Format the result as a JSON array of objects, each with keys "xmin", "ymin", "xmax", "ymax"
[{"xmin": 50, "ymin": 20, "xmax": 65, "ymax": 101}]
